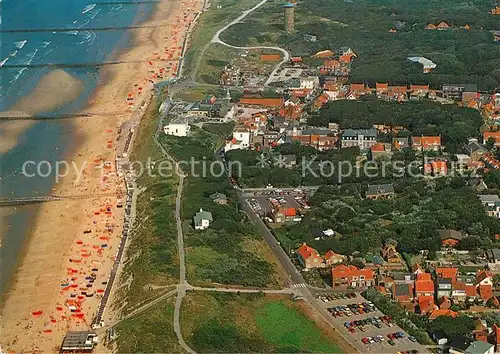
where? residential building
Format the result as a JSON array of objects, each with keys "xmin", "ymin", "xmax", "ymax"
[
  {"xmin": 440, "ymin": 229, "xmax": 464, "ymax": 248},
  {"xmin": 418, "ymin": 295, "xmax": 438, "ymax": 315},
  {"xmin": 296, "ymin": 243, "xmax": 323, "ymax": 270},
  {"xmin": 382, "ymin": 244, "xmax": 402, "ymax": 263},
  {"xmin": 442, "ymin": 84, "xmax": 478, "ymax": 101},
  {"xmin": 366, "ymin": 183, "xmax": 395, "ymax": 200},
  {"xmin": 485, "ymin": 248, "xmax": 500, "ymax": 264},
  {"xmin": 415, "ymin": 272, "xmax": 435, "ymax": 297},
  {"xmin": 193, "ymin": 209, "xmax": 213, "ymax": 230},
  {"xmin": 376, "ymin": 82, "xmax": 389, "ymax": 95},
  {"xmin": 370, "ymin": 142, "xmax": 392, "ymax": 160},
  {"xmin": 164, "ymin": 118, "xmax": 191, "ymax": 137},
  {"xmin": 464, "ymin": 138, "xmax": 488, "ymax": 161},
  {"xmin": 331, "ymin": 264, "xmax": 374, "ymax": 289},
  {"xmin": 393, "ymin": 137, "xmax": 409, "ymax": 150},
  {"xmin": 429, "ymin": 309, "xmax": 457, "ymax": 320},
  {"xmin": 478, "ymin": 194, "xmax": 500, "ymax": 218},
  {"xmin": 392, "ymin": 283, "xmax": 414, "ymax": 304},
  {"xmin": 324, "ymin": 250, "xmax": 345, "ymax": 265},
  {"xmin": 412, "ymin": 135, "xmax": 442, "ymax": 151},
  {"xmin": 279, "ymin": 154, "xmax": 297, "ymax": 168},
  {"xmin": 449, "ymin": 336, "xmax": 471, "ymax": 354},
  {"xmin": 452, "ymin": 282, "xmax": 467, "ymax": 302},
  {"xmin": 476, "ymin": 270, "xmax": 493, "ymax": 287},
  {"xmin": 438, "ymin": 295, "xmax": 452, "ymax": 309},
  {"xmin": 464, "ymin": 341, "xmax": 494, "ymax": 354},
  {"xmin": 340, "ymin": 128, "xmax": 377, "ymax": 149},
  {"xmin": 483, "ymin": 131, "xmax": 500, "ymax": 147},
  {"xmin": 272, "ymin": 207, "xmax": 297, "ymax": 223},
  {"xmin": 437, "ymin": 21, "xmax": 451, "ymax": 30},
  {"xmin": 432, "ymin": 330, "xmax": 449, "ymax": 346},
  {"xmin": 425, "ymin": 160, "xmax": 448, "ymax": 176},
  {"xmin": 210, "ymin": 192, "xmax": 228, "ymax": 205},
  {"xmin": 436, "ymin": 267, "xmax": 458, "ymax": 284},
  {"xmin": 224, "ymin": 126, "xmax": 251, "ymax": 152},
  {"xmin": 392, "ymin": 273, "xmax": 415, "ymax": 284},
  {"xmin": 436, "ymin": 278, "xmax": 453, "ymax": 298}
]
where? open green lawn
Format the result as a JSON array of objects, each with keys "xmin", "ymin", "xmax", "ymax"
[
  {"xmin": 182, "ymin": 292, "xmax": 345, "ymax": 353},
  {"xmin": 114, "ymin": 297, "xmax": 181, "ymax": 353},
  {"xmin": 219, "ymin": 0, "xmax": 500, "ymax": 90},
  {"xmin": 114, "ymin": 97, "xmax": 179, "ymax": 314}
]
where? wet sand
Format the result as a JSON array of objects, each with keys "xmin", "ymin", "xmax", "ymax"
[
  {"xmin": 0, "ymin": 0, "xmax": 203, "ymax": 351},
  {"xmin": 0, "ymin": 69, "xmax": 85, "ymax": 153}
]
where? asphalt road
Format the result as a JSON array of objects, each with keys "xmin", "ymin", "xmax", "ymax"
[{"xmin": 239, "ymin": 195, "xmax": 306, "ymax": 285}]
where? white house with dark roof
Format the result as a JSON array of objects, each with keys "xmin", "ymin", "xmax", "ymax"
[{"xmin": 193, "ymin": 209, "xmax": 213, "ymax": 230}]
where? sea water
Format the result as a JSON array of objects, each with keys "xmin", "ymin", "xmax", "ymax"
[{"xmin": 0, "ymin": 0, "xmax": 155, "ymax": 295}]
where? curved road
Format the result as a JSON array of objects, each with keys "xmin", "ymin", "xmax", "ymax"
[{"xmin": 207, "ymin": 0, "xmax": 290, "ymax": 86}]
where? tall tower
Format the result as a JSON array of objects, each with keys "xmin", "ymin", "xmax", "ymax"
[{"xmin": 283, "ymin": 2, "xmax": 295, "ymax": 32}]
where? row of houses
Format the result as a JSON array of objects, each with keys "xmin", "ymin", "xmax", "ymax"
[{"xmin": 382, "ymin": 265, "xmax": 497, "ymax": 316}]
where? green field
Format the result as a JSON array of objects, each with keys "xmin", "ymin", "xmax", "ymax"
[
  {"xmin": 182, "ymin": 292, "xmax": 345, "ymax": 353},
  {"xmin": 114, "ymin": 98, "xmax": 179, "ymax": 314},
  {"xmin": 114, "ymin": 297, "xmax": 181, "ymax": 353},
  {"xmin": 219, "ymin": 0, "xmax": 500, "ymax": 90},
  {"xmin": 159, "ymin": 124, "xmax": 284, "ymax": 288}
]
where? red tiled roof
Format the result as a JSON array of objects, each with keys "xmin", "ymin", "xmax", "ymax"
[
  {"xmin": 410, "ymin": 84, "xmax": 430, "ymax": 91},
  {"xmin": 493, "ymin": 324, "xmax": 500, "ymax": 344},
  {"xmin": 476, "ymin": 269, "xmax": 493, "ymax": 283},
  {"xmin": 418, "ymin": 296, "xmax": 437, "ymax": 314},
  {"xmin": 415, "ymin": 279, "xmax": 434, "ymax": 293},
  {"xmin": 324, "ymin": 249, "xmax": 342, "ymax": 260},
  {"xmin": 281, "ymin": 207, "xmax": 297, "ymax": 217},
  {"xmin": 466, "ymin": 284, "xmax": 477, "ymax": 297},
  {"xmin": 436, "ymin": 268, "xmax": 458, "ymax": 283},
  {"xmin": 370, "ymin": 143, "xmax": 385, "ymax": 152},
  {"xmin": 332, "ymin": 264, "xmax": 374, "ymax": 280},
  {"xmin": 428, "ymin": 309, "xmax": 458, "ymax": 320},
  {"xmin": 417, "ymin": 272, "xmax": 432, "ymax": 281},
  {"xmin": 413, "ymin": 136, "xmax": 441, "ymax": 148},
  {"xmin": 239, "ymin": 98, "xmax": 284, "ymax": 107},
  {"xmin": 437, "ymin": 21, "xmax": 450, "ymax": 29},
  {"xmin": 376, "ymin": 82, "xmax": 389, "ymax": 91},
  {"xmin": 484, "ymin": 131, "xmax": 500, "ymax": 142},
  {"xmin": 350, "ymin": 83, "xmax": 365, "ymax": 91},
  {"xmin": 478, "ymin": 284, "xmax": 494, "ymax": 301},
  {"xmin": 297, "ymin": 243, "xmax": 320, "ymax": 261},
  {"xmin": 291, "ymin": 56, "xmax": 302, "ymax": 62},
  {"xmin": 260, "ymin": 54, "xmax": 281, "ymax": 61},
  {"xmin": 389, "ymin": 85, "xmax": 407, "ymax": 93}
]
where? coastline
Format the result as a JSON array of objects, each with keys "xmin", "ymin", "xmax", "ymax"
[{"xmin": 0, "ymin": 0, "xmax": 203, "ymax": 351}]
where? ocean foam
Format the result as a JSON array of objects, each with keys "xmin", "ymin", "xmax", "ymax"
[
  {"xmin": 82, "ymin": 3, "xmax": 96, "ymax": 14},
  {"xmin": 15, "ymin": 40, "xmax": 28, "ymax": 49}
]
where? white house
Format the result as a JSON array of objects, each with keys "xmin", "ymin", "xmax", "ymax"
[
  {"xmin": 164, "ymin": 118, "xmax": 190, "ymax": 137},
  {"xmin": 193, "ymin": 209, "xmax": 213, "ymax": 230},
  {"xmin": 224, "ymin": 127, "xmax": 251, "ymax": 152}
]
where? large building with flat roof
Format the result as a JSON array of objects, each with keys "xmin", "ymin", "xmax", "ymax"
[{"xmin": 60, "ymin": 331, "xmax": 97, "ymax": 353}]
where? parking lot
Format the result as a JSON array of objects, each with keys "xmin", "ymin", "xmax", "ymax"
[
  {"xmin": 315, "ymin": 292, "xmax": 428, "ymax": 353},
  {"xmin": 246, "ymin": 189, "xmax": 311, "ymax": 217}
]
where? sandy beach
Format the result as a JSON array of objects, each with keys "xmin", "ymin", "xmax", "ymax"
[{"xmin": 0, "ymin": 0, "xmax": 202, "ymax": 351}]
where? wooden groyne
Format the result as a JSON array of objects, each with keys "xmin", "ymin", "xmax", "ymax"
[
  {"xmin": 0, "ymin": 193, "xmax": 117, "ymax": 207},
  {"xmin": 1, "ymin": 58, "xmax": 176, "ymax": 69},
  {"xmin": 0, "ymin": 111, "xmax": 127, "ymax": 121},
  {"xmin": 0, "ymin": 23, "xmax": 174, "ymax": 33}
]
